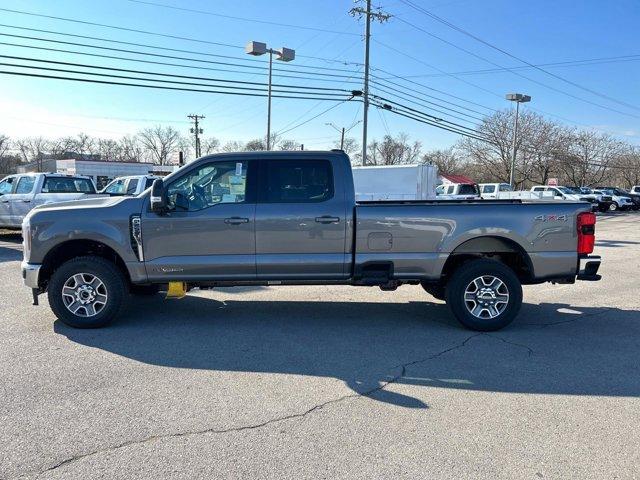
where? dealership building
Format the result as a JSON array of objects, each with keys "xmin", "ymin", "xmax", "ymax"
[{"xmin": 18, "ymin": 158, "xmax": 178, "ymax": 189}]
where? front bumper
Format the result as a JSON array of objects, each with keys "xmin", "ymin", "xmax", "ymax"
[
  {"xmin": 577, "ymin": 255, "xmax": 601, "ymax": 281},
  {"xmin": 21, "ymin": 261, "xmax": 41, "ymax": 288}
]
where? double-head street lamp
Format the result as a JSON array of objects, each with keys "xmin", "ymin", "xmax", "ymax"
[
  {"xmin": 505, "ymin": 93, "xmax": 532, "ymax": 188},
  {"xmin": 246, "ymin": 41, "xmax": 295, "ymax": 150}
]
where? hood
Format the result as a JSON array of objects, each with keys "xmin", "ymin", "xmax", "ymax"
[
  {"xmin": 24, "ymin": 195, "xmax": 145, "ymax": 226},
  {"xmin": 31, "ymin": 195, "xmax": 126, "ymax": 212}
]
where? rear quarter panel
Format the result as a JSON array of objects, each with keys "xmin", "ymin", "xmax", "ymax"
[{"xmin": 354, "ymin": 201, "xmax": 591, "ymax": 280}]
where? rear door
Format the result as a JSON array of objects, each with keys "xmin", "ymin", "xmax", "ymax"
[
  {"xmin": 142, "ymin": 159, "xmax": 257, "ymax": 281},
  {"xmin": 255, "ymin": 158, "xmax": 348, "ymax": 279}
]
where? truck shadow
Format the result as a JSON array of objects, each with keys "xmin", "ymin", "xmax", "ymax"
[
  {"xmin": 55, "ymin": 296, "xmax": 640, "ymax": 409},
  {"xmin": 0, "ymin": 232, "xmax": 23, "ymax": 263}
]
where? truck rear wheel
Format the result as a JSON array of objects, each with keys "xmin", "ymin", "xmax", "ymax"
[
  {"xmin": 445, "ymin": 259, "xmax": 522, "ymax": 331},
  {"xmin": 48, "ymin": 256, "xmax": 127, "ymax": 328}
]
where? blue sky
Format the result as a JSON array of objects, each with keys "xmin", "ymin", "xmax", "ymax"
[{"xmin": 0, "ymin": 0, "xmax": 638, "ymax": 151}]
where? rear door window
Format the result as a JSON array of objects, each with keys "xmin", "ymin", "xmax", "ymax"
[
  {"xmin": 15, "ymin": 176, "xmax": 36, "ymax": 194},
  {"xmin": 482, "ymin": 185, "xmax": 495, "ymax": 194},
  {"xmin": 126, "ymin": 179, "xmax": 139, "ymax": 195},
  {"xmin": 263, "ymin": 160, "xmax": 333, "ymax": 203}
]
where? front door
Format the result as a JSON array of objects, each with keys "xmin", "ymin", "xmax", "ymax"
[
  {"xmin": 141, "ymin": 159, "xmax": 257, "ymax": 281},
  {"xmin": 0, "ymin": 176, "xmax": 15, "ymax": 227},
  {"xmin": 8, "ymin": 176, "xmax": 36, "ymax": 226},
  {"xmin": 255, "ymin": 158, "xmax": 349, "ymax": 279}
]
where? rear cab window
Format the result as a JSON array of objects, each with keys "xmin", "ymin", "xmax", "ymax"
[
  {"xmin": 263, "ymin": 159, "xmax": 333, "ymax": 203},
  {"xmin": 482, "ymin": 185, "xmax": 495, "ymax": 194},
  {"xmin": 43, "ymin": 177, "xmax": 96, "ymax": 193}
]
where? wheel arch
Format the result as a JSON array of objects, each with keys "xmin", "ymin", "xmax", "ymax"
[
  {"xmin": 441, "ymin": 235, "xmax": 534, "ymax": 284},
  {"xmin": 39, "ymin": 239, "xmax": 131, "ymax": 289}
]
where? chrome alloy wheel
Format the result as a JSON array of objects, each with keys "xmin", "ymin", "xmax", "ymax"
[
  {"xmin": 61, "ymin": 273, "xmax": 108, "ymax": 317},
  {"xmin": 463, "ymin": 275, "xmax": 509, "ymax": 319}
]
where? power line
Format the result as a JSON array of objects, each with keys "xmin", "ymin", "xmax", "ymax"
[
  {"xmin": 276, "ymin": 99, "xmax": 355, "ymax": 136},
  {"xmin": 0, "ymin": 61, "xmax": 350, "ymax": 97},
  {"xmin": 399, "ymin": 0, "xmax": 640, "ymax": 113},
  {"xmin": 377, "ymin": 54, "xmax": 640, "ymax": 79},
  {"xmin": 0, "ymin": 7, "xmax": 362, "ymax": 65},
  {"xmin": 126, "ymin": 0, "xmax": 360, "ymax": 36},
  {"xmin": 0, "ymin": 41, "xmax": 363, "ymax": 85},
  {"xmin": 369, "ymin": 81, "xmax": 486, "ymax": 123},
  {"xmin": 371, "ymin": 94, "xmax": 489, "ymax": 138},
  {"xmin": 392, "ymin": 9, "xmax": 640, "ymax": 119},
  {"xmin": 0, "ymin": 24, "xmax": 364, "ymax": 75},
  {"xmin": 0, "ymin": 32, "xmax": 363, "ymax": 80},
  {"xmin": 0, "ymin": 54, "xmax": 352, "ymax": 92},
  {"xmin": 0, "ymin": 69, "xmax": 353, "ymax": 101}
]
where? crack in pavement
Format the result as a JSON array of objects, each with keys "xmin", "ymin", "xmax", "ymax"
[{"xmin": 18, "ymin": 333, "xmax": 492, "ymax": 479}]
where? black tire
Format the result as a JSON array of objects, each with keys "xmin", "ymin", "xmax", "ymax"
[
  {"xmin": 48, "ymin": 256, "xmax": 127, "ymax": 328},
  {"xmin": 445, "ymin": 259, "xmax": 523, "ymax": 331},
  {"xmin": 421, "ymin": 282, "xmax": 445, "ymax": 301},
  {"xmin": 130, "ymin": 284, "xmax": 160, "ymax": 296}
]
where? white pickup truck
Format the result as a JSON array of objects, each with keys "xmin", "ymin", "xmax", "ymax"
[
  {"xmin": 0, "ymin": 173, "xmax": 97, "ymax": 228},
  {"xmin": 100, "ymin": 175, "xmax": 159, "ymax": 197}
]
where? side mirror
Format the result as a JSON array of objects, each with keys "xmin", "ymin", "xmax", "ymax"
[{"xmin": 150, "ymin": 178, "xmax": 166, "ymax": 213}]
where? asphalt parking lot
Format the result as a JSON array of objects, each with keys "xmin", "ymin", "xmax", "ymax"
[{"xmin": 1, "ymin": 213, "xmax": 639, "ymax": 479}]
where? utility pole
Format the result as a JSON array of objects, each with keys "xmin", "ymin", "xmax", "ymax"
[
  {"xmin": 326, "ymin": 120, "xmax": 362, "ymax": 150},
  {"xmin": 188, "ymin": 114, "xmax": 205, "ymax": 158},
  {"xmin": 350, "ymin": 1, "xmax": 390, "ymax": 165}
]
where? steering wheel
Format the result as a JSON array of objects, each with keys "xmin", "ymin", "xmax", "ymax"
[{"xmin": 189, "ymin": 183, "xmax": 207, "ymax": 209}]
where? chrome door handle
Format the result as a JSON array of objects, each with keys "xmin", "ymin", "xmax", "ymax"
[
  {"xmin": 224, "ymin": 217, "xmax": 250, "ymax": 225},
  {"xmin": 315, "ymin": 216, "xmax": 340, "ymax": 224}
]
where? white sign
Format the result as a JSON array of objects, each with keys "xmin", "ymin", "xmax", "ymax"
[{"xmin": 547, "ymin": 178, "xmax": 558, "ymax": 186}]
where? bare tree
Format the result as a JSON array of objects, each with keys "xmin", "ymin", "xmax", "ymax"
[
  {"xmin": 556, "ymin": 131, "xmax": 626, "ymax": 187},
  {"xmin": 201, "ymin": 137, "xmax": 220, "ymax": 155},
  {"xmin": 0, "ymin": 134, "xmax": 19, "ymax": 174},
  {"xmin": 421, "ymin": 147, "xmax": 463, "ymax": 174},
  {"xmin": 612, "ymin": 147, "xmax": 640, "ymax": 188},
  {"xmin": 97, "ymin": 138, "xmax": 121, "ymax": 161},
  {"xmin": 244, "ymin": 138, "xmax": 267, "ymax": 151},
  {"xmin": 368, "ymin": 133, "xmax": 422, "ymax": 165},
  {"xmin": 15, "ymin": 136, "xmax": 50, "ymax": 170},
  {"xmin": 278, "ymin": 139, "xmax": 300, "ymax": 151},
  {"xmin": 138, "ymin": 125, "xmax": 181, "ymax": 165},
  {"xmin": 336, "ymin": 137, "xmax": 359, "ymax": 157},
  {"xmin": 119, "ymin": 135, "xmax": 144, "ymax": 162},
  {"xmin": 221, "ymin": 140, "xmax": 245, "ymax": 152}
]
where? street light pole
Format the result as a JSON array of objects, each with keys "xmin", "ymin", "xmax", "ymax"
[
  {"xmin": 267, "ymin": 49, "xmax": 273, "ymax": 151},
  {"xmin": 246, "ymin": 41, "xmax": 295, "ymax": 151},
  {"xmin": 505, "ymin": 93, "xmax": 531, "ymax": 188}
]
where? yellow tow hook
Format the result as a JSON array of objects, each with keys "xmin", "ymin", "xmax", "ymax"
[{"xmin": 165, "ymin": 282, "xmax": 187, "ymax": 299}]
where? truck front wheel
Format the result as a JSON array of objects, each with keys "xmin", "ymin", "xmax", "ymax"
[
  {"xmin": 48, "ymin": 256, "xmax": 127, "ymax": 328},
  {"xmin": 445, "ymin": 259, "xmax": 522, "ymax": 331}
]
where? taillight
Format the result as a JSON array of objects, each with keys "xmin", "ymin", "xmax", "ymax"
[{"xmin": 577, "ymin": 211, "xmax": 596, "ymax": 255}]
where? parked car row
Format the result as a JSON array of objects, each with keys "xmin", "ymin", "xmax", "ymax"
[{"xmin": 0, "ymin": 173, "xmax": 159, "ymax": 228}]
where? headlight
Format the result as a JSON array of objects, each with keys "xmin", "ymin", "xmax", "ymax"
[{"xmin": 21, "ymin": 219, "xmax": 31, "ymax": 261}]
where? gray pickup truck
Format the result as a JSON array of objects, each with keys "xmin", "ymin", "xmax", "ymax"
[{"xmin": 21, "ymin": 150, "xmax": 601, "ymax": 331}]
